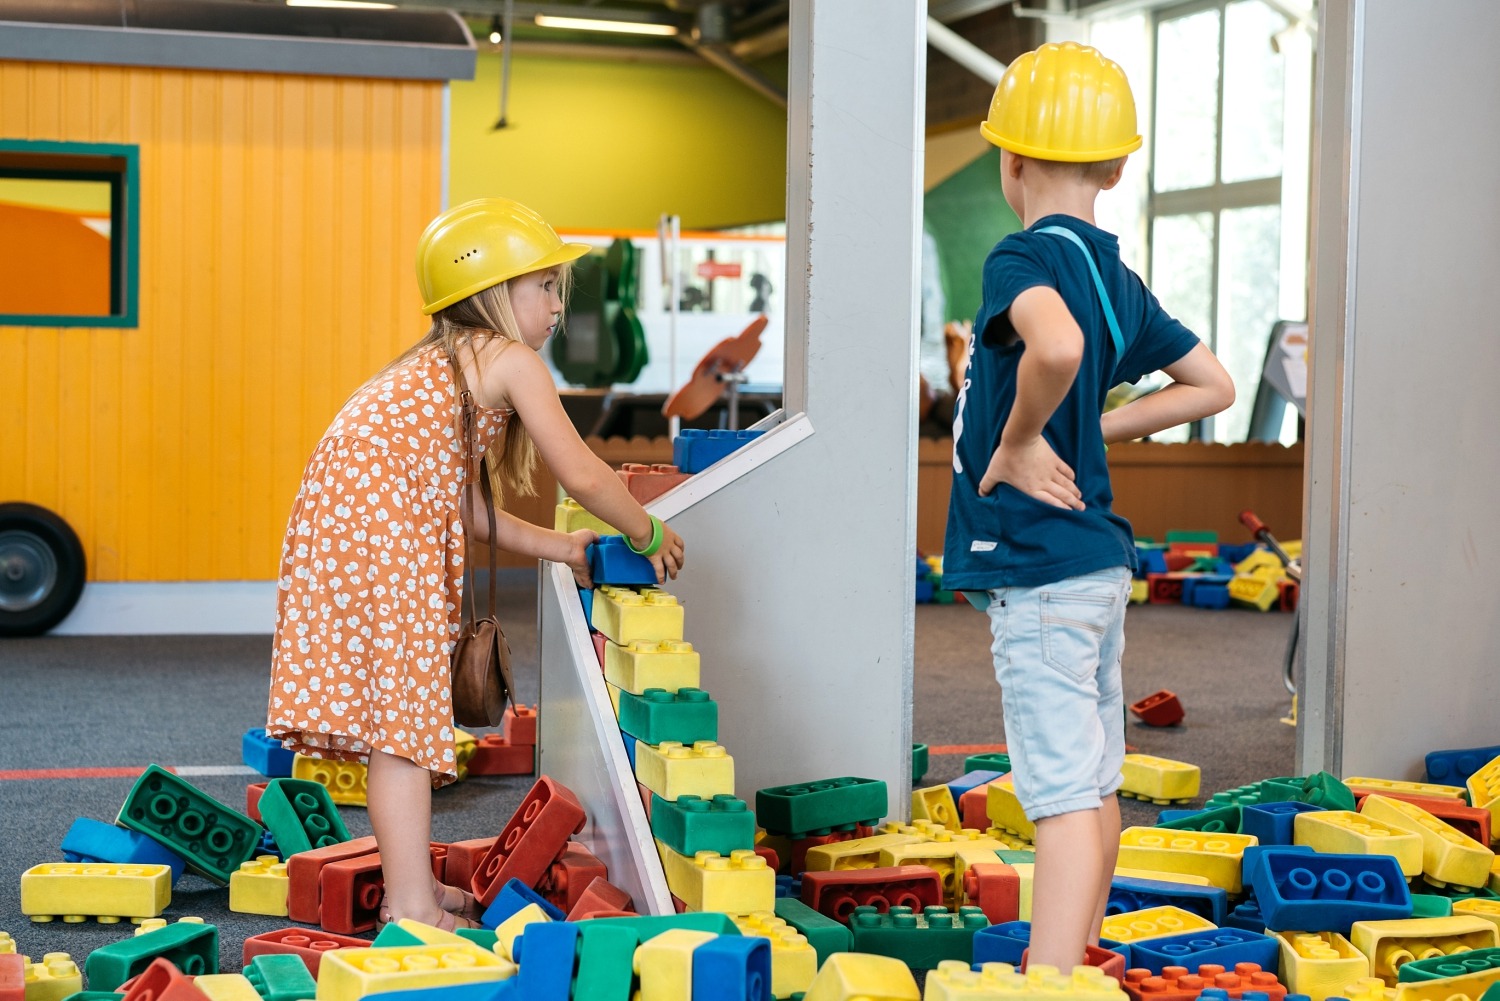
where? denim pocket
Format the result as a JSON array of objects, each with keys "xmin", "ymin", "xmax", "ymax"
[{"xmin": 1040, "ymin": 586, "xmax": 1118, "ymax": 682}]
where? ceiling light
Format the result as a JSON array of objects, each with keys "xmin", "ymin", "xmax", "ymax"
[
  {"xmin": 532, "ymin": 13, "xmax": 678, "ymax": 36},
  {"xmin": 489, "ymin": 14, "xmax": 503, "ymax": 44},
  {"xmin": 286, "ymin": 0, "xmax": 397, "ymax": 8}
]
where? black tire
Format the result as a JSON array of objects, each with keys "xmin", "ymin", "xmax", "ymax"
[{"xmin": 0, "ymin": 502, "xmax": 86, "ymax": 637}]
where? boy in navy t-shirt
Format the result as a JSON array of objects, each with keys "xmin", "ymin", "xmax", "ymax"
[{"xmin": 942, "ymin": 42, "xmax": 1235, "ymax": 971}]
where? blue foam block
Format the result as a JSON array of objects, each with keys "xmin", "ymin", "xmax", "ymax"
[
  {"xmin": 1129, "ymin": 927, "xmax": 1280, "ymax": 975},
  {"xmin": 1241, "ymin": 801, "xmax": 1325, "ymax": 845},
  {"xmin": 1224, "ymin": 896, "xmax": 1268, "ymax": 932},
  {"xmin": 971, "ymin": 921, "xmax": 1032, "ymax": 965},
  {"xmin": 673, "ymin": 429, "xmax": 764, "ymax": 474},
  {"xmin": 1137, "ymin": 548, "xmax": 1169, "ymax": 575},
  {"xmin": 1184, "ymin": 578, "xmax": 1232, "ymax": 609},
  {"xmin": 624, "ymin": 735, "xmax": 638, "ymax": 769},
  {"xmin": 60, "ymin": 818, "xmax": 188, "ymax": 883},
  {"xmin": 1107, "ymin": 875, "xmax": 1228, "ymax": 925},
  {"xmin": 242, "ymin": 728, "xmax": 296, "ymax": 777},
  {"xmin": 1100, "ymin": 937, "xmax": 1133, "ymax": 969},
  {"xmin": 578, "ymin": 587, "xmax": 594, "ymax": 623},
  {"xmin": 1426, "ymin": 744, "xmax": 1500, "ymax": 786},
  {"xmin": 948, "ymin": 770, "xmax": 1007, "ymax": 804},
  {"xmin": 587, "ymin": 537, "xmax": 657, "ymax": 586},
  {"xmin": 774, "ymin": 874, "xmax": 801, "ymax": 899},
  {"xmin": 480, "ymin": 877, "xmax": 567, "ymax": 930},
  {"xmin": 513, "ymin": 921, "xmax": 579, "ymax": 1001},
  {"xmin": 1158, "ymin": 808, "xmax": 1211, "ymax": 825},
  {"xmin": 1247, "ymin": 849, "xmax": 1413, "ymax": 933},
  {"xmin": 692, "ymin": 935, "xmax": 772, "ymax": 1001}
]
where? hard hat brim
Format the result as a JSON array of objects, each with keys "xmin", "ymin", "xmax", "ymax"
[
  {"xmin": 421, "ymin": 241, "xmax": 592, "ymax": 315},
  {"xmin": 980, "ymin": 120, "xmax": 1142, "ymax": 163}
]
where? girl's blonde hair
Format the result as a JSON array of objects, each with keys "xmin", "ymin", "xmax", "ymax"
[{"xmin": 385, "ymin": 268, "xmax": 571, "ymax": 504}]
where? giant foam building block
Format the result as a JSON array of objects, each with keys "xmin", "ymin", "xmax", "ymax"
[
  {"xmin": 317, "ymin": 853, "xmax": 385, "ymax": 934},
  {"xmin": 1425, "ymin": 747, "xmax": 1500, "ymax": 788},
  {"xmin": 1117, "ymin": 828, "xmax": 1259, "ymax": 893},
  {"xmin": 1346, "ymin": 779, "xmax": 1468, "ymax": 803},
  {"xmin": 284, "ymin": 836, "xmax": 377, "ymax": 924},
  {"xmin": 85, "ymin": 919, "xmax": 219, "ymax": 990},
  {"xmin": 116, "ymin": 765, "xmax": 262, "ymax": 886},
  {"xmin": 555, "ymin": 498, "xmax": 617, "ymax": 536},
  {"xmin": 632, "ymin": 927, "xmax": 713, "ymax": 1001},
  {"xmin": 846, "ymin": 905, "xmax": 988, "ymax": 970},
  {"xmin": 730, "ymin": 910, "xmax": 818, "ymax": 997},
  {"xmin": 651, "ymin": 794, "xmax": 756, "ymax": 857},
  {"xmin": 1121, "ymin": 963, "xmax": 1287, "ymax": 1001},
  {"xmin": 1294, "ymin": 811, "xmax": 1424, "ymax": 877},
  {"xmin": 117, "ymin": 958, "xmax": 206, "ymax": 1001},
  {"xmin": 572, "ymin": 923, "xmax": 636, "ymax": 1001},
  {"xmin": 986, "ymin": 778, "xmax": 1037, "ymax": 842},
  {"xmin": 470, "ymin": 777, "xmax": 587, "ymax": 906},
  {"xmin": 587, "ymin": 537, "xmax": 658, "ymax": 587},
  {"xmin": 1158, "ymin": 806, "xmax": 1244, "ymax": 835},
  {"xmin": 656, "ymin": 843, "xmax": 776, "ymax": 915},
  {"xmin": 1127, "ymin": 929, "xmax": 1280, "ymax": 976},
  {"xmin": 242, "ymin": 953, "xmax": 317, "ymax": 1001},
  {"xmin": 618, "ymin": 689, "xmax": 718, "ymax": 747},
  {"xmin": 60, "ymin": 819, "xmax": 187, "ymax": 884},
  {"xmin": 511, "ymin": 921, "xmax": 577, "ymax": 1001},
  {"xmin": 947, "ymin": 963, "xmax": 1126, "ymax": 1001},
  {"xmin": 1275, "ymin": 931, "xmax": 1371, "ymax": 1001},
  {"xmin": 256, "ymin": 779, "xmax": 350, "ymax": 858},
  {"xmin": 1356, "ymin": 793, "xmax": 1491, "ymax": 847},
  {"xmin": 1348, "ymin": 916, "xmax": 1499, "ymax": 986},
  {"xmin": 480, "ymin": 877, "xmax": 567, "ymax": 930},
  {"xmin": 229, "ymin": 856, "xmax": 289, "ymax": 917},
  {"xmin": 617, "ymin": 463, "xmax": 691, "ymax": 504},
  {"xmin": 963, "ymin": 862, "xmax": 1022, "ymax": 926},
  {"xmin": 691, "ymin": 935, "xmax": 772, "ymax": 1001},
  {"xmin": 756, "ymin": 778, "xmax": 887, "ymax": 838},
  {"xmin": 539, "ymin": 843, "xmax": 608, "ymax": 914},
  {"xmin": 1108, "ymin": 876, "xmax": 1229, "ymax": 925},
  {"xmin": 592, "ymin": 587, "xmax": 685, "ymax": 646},
  {"xmin": 1361, "ymin": 795, "xmax": 1495, "ymax": 889},
  {"xmin": 800, "ymin": 866, "xmax": 945, "ymax": 923},
  {"xmin": 1101, "ymin": 906, "xmax": 1217, "ymax": 944},
  {"xmin": 673, "ymin": 429, "xmax": 765, "ymax": 474},
  {"xmin": 1243, "ymin": 803, "xmax": 1327, "ymax": 846},
  {"xmin": 1246, "ymin": 848, "xmax": 1413, "ymax": 933},
  {"xmin": 242, "ymin": 730, "xmax": 296, "ymax": 778},
  {"xmin": 1121, "ymin": 755, "xmax": 1201, "ymax": 804},
  {"xmin": 315, "ymin": 942, "xmax": 515, "ymax": 1001},
  {"xmin": 290, "ymin": 755, "xmax": 367, "ymax": 807},
  {"xmin": 604, "ymin": 639, "xmax": 700, "ymax": 694},
  {"xmin": 239, "ymin": 927, "xmax": 368, "ymax": 978},
  {"xmin": 20, "ymin": 862, "xmax": 172, "ymax": 924},
  {"xmin": 636, "ymin": 742, "xmax": 735, "ymax": 802},
  {"xmin": 803, "ymin": 833, "xmax": 924, "ymax": 873},
  {"xmin": 1130, "ymin": 691, "xmax": 1186, "ymax": 727},
  {"xmin": 801, "ymin": 951, "xmax": 920, "ymax": 1001}
]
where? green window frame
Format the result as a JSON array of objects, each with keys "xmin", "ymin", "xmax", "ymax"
[{"xmin": 0, "ymin": 139, "xmax": 140, "ymax": 328}]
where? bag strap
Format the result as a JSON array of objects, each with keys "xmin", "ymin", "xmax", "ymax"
[
  {"xmin": 452, "ymin": 355, "xmax": 499, "ymax": 625},
  {"xmin": 1036, "ymin": 224, "xmax": 1126, "ymax": 362}
]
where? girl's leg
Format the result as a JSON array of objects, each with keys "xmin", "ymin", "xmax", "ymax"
[{"xmin": 367, "ymin": 749, "xmax": 472, "ymax": 926}]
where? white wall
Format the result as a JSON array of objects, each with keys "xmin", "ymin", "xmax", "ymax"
[{"xmin": 1301, "ymin": 0, "xmax": 1500, "ymax": 778}]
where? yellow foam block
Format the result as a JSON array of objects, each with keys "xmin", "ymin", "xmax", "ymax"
[
  {"xmin": 1347, "ymin": 778, "xmax": 1468, "ymax": 802},
  {"xmin": 633, "ymin": 928, "xmax": 715, "ymax": 1001},
  {"xmin": 20, "ymin": 863, "xmax": 172, "ymax": 923},
  {"xmin": 228, "ymin": 856, "xmax": 289, "ymax": 917},
  {"xmin": 493, "ymin": 903, "xmax": 550, "ymax": 962},
  {"xmin": 912, "ymin": 785, "xmax": 962, "ymax": 832},
  {"xmin": 1013, "ymin": 862, "xmax": 1035, "ymax": 921},
  {"xmin": 1229, "ymin": 575, "xmax": 1279, "ymax": 610},
  {"xmin": 194, "ymin": 974, "xmax": 262, "ymax": 1001},
  {"xmin": 1116, "ymin": 827, "xmax": 1258, "ymax": 893},
  {"xmin": 607, "ymin": 683, "xmax": 623, "ymax": 716},
  {"xmin": 986, "ymin": 781, "xmax": 1037, "ymax": 842},
  {"xmin": 0, "ymin": 931, "xmax": 16, "ymax": 955},
  {"xmin": 635, "ymin": 741, "xmax": 734, "ymax": 801},
  {"xmin": 802, "ymin": 951, "xmax": 920, "ymax": 1001},
  {"xmin": 1491, "ymin": 856, "xmax": 1500, "ymax": 896},
  {"xmin": 603, "ymin": 639, "xmax": 700, "ymax": 694},
  {"xmin": 1100, "ymin": 905, "xmax": 1215, "ymax": 943},
  {"xmin": 23, "ymin": 954, "xmax": 82, "ymax": 1001},
  {"xmin": 1466, "ymin": 756, "xmax": 1500, "ymax": 834},
  {"xmin": 878, "ymin": 843, "xmax": 962, "ymax": 907},
  {"xmin": 395, "ymin": 918, "xmax": 470, "ymax": 946},
  {"xmin": 314, "ymin": 942, "xmax": 515, "ymax": 1001},
  {"xmin": 292, "ymin": 754, "xmax": 367, "ymax": 806},
  {"xmin": 1361, "ymin": 795, "xmax": 1495, "ymax": 889},
  {"xmin": 592, "ymin": 586, "xmax": 684, "ymax": 645},
  {"xmin": 1120, "ymin": 754, "xmax": 1201, "ymax": 804},
  {"xmin": 1113, "ymin": 867, "xmax": 1213, "ymax": 886},
  {"xmin": 1338, "ymin": 978, "xmax": 1396, "ymax": 1001},
  {"xmin": 1130, "ymin": 579, "xmax": 1150, "ymax": 605},
  {"xmin": 804, "ymin": 833, "xmax": 924, "ymax": 872},
  {"xmin": 928, "ymin": 962, "xmax": 1127, "ymax": 1000},
  {"xmin": 1454, "ymin": 898, "xmax": 1500, "ymax": 933},
  {"xmin": 454, "ymin": 728, "xmax": 477, "ymax": 781},
  {"xmin": 1295, "ymin": 810, "xmax": 1425, "ymax": 877},
  {"xmin": 1275, "ymin": 930, "xmax": 1372, "ymax": 1001},
  {"xmin": 732, "ymin": 912, "xmax": 818, "ymax": 999},
  {"xmin": 656, "ymin": 843, "xmax": 774, "ymax": 915},
  {"xmin": 879, "ymin": 820, "xmax": 950, "ymax": 840},
  {"xmin": 1348, "ymin": 916, "xmax": 1499, "ymax": 985},
  {"xmin": 1392, "ymin": 968, "xmax": 1500, "ymax": 1001},
  {"xmin": 554, "ymin": 497, "xmax": 617, "ymax": 536}
]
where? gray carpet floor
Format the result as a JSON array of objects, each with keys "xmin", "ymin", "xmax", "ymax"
[{"xmin": 0, "ymin": 583, "xmax": 1297, "ymax": 979}]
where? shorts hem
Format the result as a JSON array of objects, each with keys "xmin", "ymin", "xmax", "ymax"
[{"xmin": 1025, "ymin": 794, "xmax": 1106, "ymax": 822}]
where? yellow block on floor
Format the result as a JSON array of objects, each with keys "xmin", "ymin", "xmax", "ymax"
[
  {"xmin": 986, "ymin": 780, "xmax": 1037, "ymax": 842},
  {"xmin": 802, "ymin": 952, "xmax": 919, "ymax": 1001},
  {"xmin": 494, "ymin": 903, "xmax": 551, "ymax": 962},
  {"xmin": 1275, "ymin": 930, "xmax": 1371, "ymax": 1001},
  {"xmin": 911, "ymin": 785, "xmax": 962, "ymax": 832},
  {"xmin": 20, "ymin": 863, "xmax": 171, "ymax": 924},
  {"xmin": 1360, "ymin": 795, "xmax": 1494, "ymax": 889},
  {"xmin": 1468, "ymin": 756, "xmax": 1500, "ymax": 835},
  {"xmin": 314, "ymin": 943, "xmax": 515, "ymax": 1001},
  {"xmin": 1294, "ymin": 810, "xmax": 1424, "ymax": 877},
  {"xmin": 1116, "ymin": 827, "xmax": 1258, "ymax": 893},
  {"xmin": 636, "ymin": 741, "xmax": 734, "ymax": 801},
  {"xmin": 1100, "ymin": 905, "xmax": 1215, "ymax": 943},
  {"xmin": 1454, "ymin": 897, "xmax": 1500, "ymax": 933},
  {"xmin": 292, "ymin": 754, "xmax": 367, "ymax": 806},
  {"xmin": 732, "ymin": 912, "xmax": 818, "ymax": 999},
  {"xmin": 633, "ymin": 928, "xmax": 715, "ymax": 1001},
  {"xmin": 229, "ymin": 857, "xmax": 289, "ymax": 917},
  {"xmin": 194, "ymin": 975, "xmax": 262, "ymax": 1001},
  {"xmin": 23, "ymin": 954, "xmax": 82, "ymax": 1001},
  {"xmin": 1113, "ymin": 867, "xmax": 1213, "ymax": 886},
  {"xmin": 1346, "ymin": 778, "xmax": 1468, "ymax": 802},
  {"xmin": 1120, "ymin": 754, "xmax": 1201, "ymax": 804},
  {"xmin": 1348, "ymin": 915, "xmax": 1498, "ymax": 986},
  {"xmin": 926, "ymin": 962, "xmax": 1127, "ymax": 1000},
  {"xmin": 804, "ymin": 833, "xmax": 923, "ymax": 872},
  {"xmin": 656, "ymin": 843, "xmax": 775, "ymax": 915}
]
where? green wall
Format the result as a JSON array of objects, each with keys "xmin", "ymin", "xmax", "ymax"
[
  {"xmin": 923, "ymin": 147, "xmax": 1021, "ymax": 323},
  {"xmin": 449, "ymin": 53, "xmax": 787, "ymax": 231}
]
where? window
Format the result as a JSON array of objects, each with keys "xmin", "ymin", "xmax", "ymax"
[
  {"xmin": 0, "ymin": 141, "xmax": 140, "ymax": 327},
  {"xmin": 1090, "ymin": 1, "xmax": 1312, "ymax": 444}
]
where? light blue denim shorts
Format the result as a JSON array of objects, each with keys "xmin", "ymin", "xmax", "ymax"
[{"xmin": 985, "ymin": 565, "xmax": 1131, "ymax": 821}]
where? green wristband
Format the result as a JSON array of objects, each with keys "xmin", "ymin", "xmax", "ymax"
[{"xmin": 627, "ymin": 515, "xmax": 665, "ymax": 558}]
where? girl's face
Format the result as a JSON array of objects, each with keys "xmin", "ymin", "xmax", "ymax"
[{"xmin": 509, "ymin": 267, "xmax": 564, "ymax": 351}]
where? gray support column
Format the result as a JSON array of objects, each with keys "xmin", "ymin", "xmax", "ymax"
[{"xmin": 1301, "ymin": 0, "xmax": 1500, "ymax": 778}]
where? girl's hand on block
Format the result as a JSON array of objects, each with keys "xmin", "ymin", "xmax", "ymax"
[
  {"xmin": 643, "ymin": 522, "xmax": 685, "ymax": 585},
  {"xmin": 564, "ymin": 530, "xmax": 598, "ymax": 589},
  {"xmin": 979, "ymin": 436, "xmax": 1084, "ymax": 511}
]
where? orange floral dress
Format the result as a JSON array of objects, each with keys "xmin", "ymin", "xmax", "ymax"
[{"xmin": 266, "ymin": 347, "xmax": 509, "ymax": 786}]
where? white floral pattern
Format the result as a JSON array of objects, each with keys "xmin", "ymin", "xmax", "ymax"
[{"xmin": 267, "ymin": 348, "xmax": 508, "ymax": 787}]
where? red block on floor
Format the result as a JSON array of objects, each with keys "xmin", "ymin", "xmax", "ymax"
[
  {"xmin": 618, "ymin": 463, "xmax": 691, "ymax": 504},
  {"xmin": 1168, "ymin": 542, "xmax": 1219, "ymax": 559},
  {"xmin": 1163, "ymin": 553, "xmax": 1199, "ymax": 572},
  {"xmin": 1278, "ymin": 579, "xmax": 1299, "ymax": 612},
  {"xmin": 801, "ymin": 865, "xmax": 944, "ymax": 923},
  {"xmin": 961, "ymin": 778, "xmax": 1008, "ymax": 830},
  {"xmin": 567, "ymin": 876, "xmax": 635, "ymax": 920},
  {"xmin": 1129, "ymin": 690, "xmax": 1185, "ymax": 727},
  {"xmin": 0, "ymin": 954, "xmax": 25, "ymax": 1001},
  {"xmin": 286, "ymin": 835, "xmax": 378, "ymax": 924},
  {"xmin": 121, "ymin": 959, "xmax": 210, "ymax": 1001},
  {"xmin": 1148, "ymin": 573, "xmax": 1188, "ymax": 604},
  {"xmin": 1024, "ymin": 945, "xmax": 1127, "ymax": 983},
  {"xmin": 1124, "ymin": 964, "xmax": 1286, "ymax": 1001},
  {"xmin": 470, "ymin": 775, "xmax": 587, "ymax": 905},
  {"xmin": 468, "ymin": 736, "xmax": 535, "ymax": 776},
  {"xmin": 319, "ymin": 853, "xmax": 385, "ymax": 934},
  {"xmin": 242, "ymin": 928, "xmax": 372, "ymax": 978},
  {"xmin": 503, "ymin": 705, "xmax": 538, "ymax": 746},
  {"xmin": 444, "ymin": 837, "xmax": 498, "ymax": 889},
  {"xmin": 246, "ymin": 782, "xmax": 267, "ymax": 824},
  {"xmin": 962, "ymin": 862, "xmax": 1020, "ymax": 925},
  {"xmin": 540, "ymin": 843, "xmax": 608, "ymax": 913},
  {"xmin": 754, "ymin": 845, "xmax": 780, "ymax": 873}
]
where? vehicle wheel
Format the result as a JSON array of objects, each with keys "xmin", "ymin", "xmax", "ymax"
[{"xmin": 0, "ymin": 502, "xmax": 86, "ymax": 636}]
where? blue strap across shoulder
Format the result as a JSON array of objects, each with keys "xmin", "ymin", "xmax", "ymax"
[{"xmin": 1036, "ymin": 224, "xmax": 1125, "ymax": 361}]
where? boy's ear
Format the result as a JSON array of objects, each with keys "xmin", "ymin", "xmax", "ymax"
[
  {"xmin": 1099, "ymin": 156, "xmax": 1128, "ymax": 191},
  {"xmin": 1001, "ymin": 149, "xmax": 1025, "ymax": 180}
]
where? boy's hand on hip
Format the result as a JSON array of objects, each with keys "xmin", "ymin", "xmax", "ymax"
[{"xmin": 979, "ymin": 437, "xmax": 1084, "ymax": 510}]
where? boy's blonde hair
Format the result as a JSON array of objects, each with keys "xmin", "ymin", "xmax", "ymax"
[
  {"xmin": 1029, "ymin": 155, "xmax": 1127, "ymax": 187},
  {"xmin": 387, "ymin": 268, "xmax": 573, "ymax": 504}
]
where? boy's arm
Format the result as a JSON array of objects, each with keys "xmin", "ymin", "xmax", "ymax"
[
  {"xmin": 1100, "ymin": 342, "xmax": 1236, "ymax": 444},
  {"xmin": 978, "ymin": 286, "xmax": 1085, "ymax": 510}
]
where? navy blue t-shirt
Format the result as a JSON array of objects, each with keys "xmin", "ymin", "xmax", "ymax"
[{"xmin": 942, "ymin": 214, "xmax": 1200, "ymax": 590}]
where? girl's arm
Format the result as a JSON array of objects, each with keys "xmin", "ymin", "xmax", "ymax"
[
  {"xmin": 492, "ymin": 344, "xmax": 685, "ymax": 581},
  {"xmin": 1101, "ymin": 342, "xmax": 1236, "ymax": 445},
  {"xmin": 464, "ymin": 490, "xmax": 595, "ymax": 587}
]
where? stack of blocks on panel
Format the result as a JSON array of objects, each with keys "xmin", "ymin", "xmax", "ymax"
[
  {"xmin": 1130, "ymin": 532, "xmax": 1300, "ymax": 613},
  {"xmin": 670, "ymin": 428, "xmax": 765, "ymax": 475}
]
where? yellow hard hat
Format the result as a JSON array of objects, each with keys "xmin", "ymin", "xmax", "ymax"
[
  {"xmin": 980, "ymin": 41, "xmax": 1141, "ymax": 163},
  {"xmin": 416, "ymin": 197, "xmax": 591, "ymax": 314}
]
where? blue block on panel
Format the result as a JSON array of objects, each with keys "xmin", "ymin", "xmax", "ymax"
[
  {"xmin": 692, "ymin": 935, "xmax": 772, "ymax": 1001},
  {"xmin": 587, "ymin": 537, "xmax": 657, "ymax": 587},
  {"xmin": 1225, "ymin": 897, "xmax": 1267, "ymax": 932},
  {"xmin": 624, "ymin": 736, "xmax": 638, "ymax": 769},
  {"xmin": 60, "ymin": 818, "xmax": 188, "ymax": 883},
  {"xmin": 1426, "ymin": 744, "xmax": 1500, "ymax": 786},
  {"xmin": 480, "ymin": 877, "xmax": 567, "ymax": 930},
  {"xmin": 1241, "ymin": 801, "xmax": 1325, "ymax": 845},
  {"xmin": 579, "ymin": 587, "xmax": 594, "ymax": 623},
  {"xmin": 971, "ymin": 921, "xmax": 1032, "ymax": 965},
  {"xmin": 242, "ymin": 728, "xmax": 296, "ymax": 777},
  {"xmin": 1107, "ymin": 876, "xmax": 1228, "ymax": 925},
  {"xmin": 512, "ymin": 921, "xmax": 579, "ymax": 1001},
  {"xmin": 948, "ymin": 770, "xmax": 1006, "ymax": 805},
  {"xmin": 1129, "ymin": 928, "xmax": 1280, "ymax": 976},
  {"xmin": 674, "ymin": 429, "xmax": 764, "ymax": 474},
  {"xmin": 1246, "ymin": 849, "xmax": 1412, "ymax": 934}
]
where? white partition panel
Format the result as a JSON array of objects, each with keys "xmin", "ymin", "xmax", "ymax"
[
  {"xmin": 1301, "ymin": 0, "xmax": 1500, "ymax": 778},
  {"xmin": 539, "ymin": 0, "xmax": 925, "ymax": 898}
]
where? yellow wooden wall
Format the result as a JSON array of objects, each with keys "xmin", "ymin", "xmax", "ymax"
[{"xmin": 0, "ymin": 61, "xmax": 444, "ymax": 581}]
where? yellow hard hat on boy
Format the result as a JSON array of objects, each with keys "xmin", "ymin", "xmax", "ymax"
[
  {"xmin": 981, "ymin": 41, "xmax": 1141, "ymax": 163},
  {"xmin": 416, "ymin": 197, "xmax": 590, "ymax": 314}
]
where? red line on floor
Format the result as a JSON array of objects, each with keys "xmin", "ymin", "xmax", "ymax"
[
  {"xmin": 928, "ymin": 743, "xmax": 1007, "ymax": 755},
  {"xmin": 0, "ymin": 766, "xmax": 173, "ymax": 781}
]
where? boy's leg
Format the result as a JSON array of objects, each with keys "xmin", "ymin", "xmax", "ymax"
[
  {"xmin": 367, "ymin": 748, "xmax": 446, "ymax": 923},
  {"xmin": 1090, "ymin": 793, "xmax": 1121, "ymax": 943},
  {"xmin": 1030, "ymin": 807, "xmax": 1103, "ymax": 968}
]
